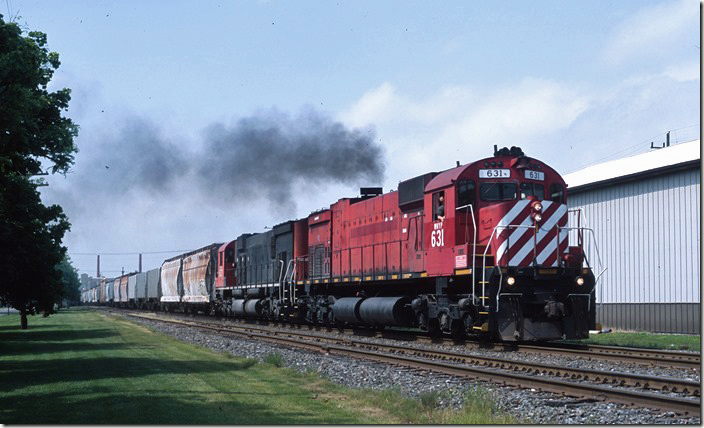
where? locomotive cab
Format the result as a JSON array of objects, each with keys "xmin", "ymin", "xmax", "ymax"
[
  {"xmin": 216, "ymin": 240, "xmax": 236, "ymax": 289},
  {"xmin": 214, "ymin": 240, "xmax": 236, "ymax": 314},
  {"xmin": 423, "ymin": 146, "xmax": 596, "ymax": 341}
]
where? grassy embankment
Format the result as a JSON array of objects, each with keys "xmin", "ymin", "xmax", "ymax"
[
  {"xmin": 0, "ymin": 309, "xmax": 518, "ymax": 424},
  {"xmin": 577, "ymin": 331, "xmax": 700, "ymax": 351}
]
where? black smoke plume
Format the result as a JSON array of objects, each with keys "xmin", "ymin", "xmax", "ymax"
[
  {"xmin": 77, "ymin": 117, "xmax": 188, "ymax": 196},
  {"xmin": 63, "ymin": 108, "xmax": 385, "ymax": 217},
  {"xmin": 197, "ymin": 108, "xmax": 385, "ymax": 213}
]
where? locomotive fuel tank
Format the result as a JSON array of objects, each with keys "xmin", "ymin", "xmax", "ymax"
[
  {"xmin": 358, "ymin": 297, "xmax": 414, "ymax": 326},
  {"xmin": 232, "ymin": 299, "xmax": 246, "ymax": 316},
  {"xmin": 331, "ymin": 297, "xmax": 364, "ymax": 324}
]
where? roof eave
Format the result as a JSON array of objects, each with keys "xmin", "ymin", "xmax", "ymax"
[{"xmin": 567, "ymin": 159, "xmax": 700, "ymax": 194}]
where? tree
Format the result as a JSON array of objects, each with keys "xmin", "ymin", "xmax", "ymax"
[
  {"xmin": 57, "ymin": 256, "xmax": 81, "ymax": 305},
  {"xmin": 0, "ymin": 15, "xmax": 79, "ymax": 328}
]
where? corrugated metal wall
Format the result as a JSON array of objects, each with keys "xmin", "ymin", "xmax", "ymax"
[{"xmin": 568, "ymin": 167, "xmax": 700, "ymax": 334}]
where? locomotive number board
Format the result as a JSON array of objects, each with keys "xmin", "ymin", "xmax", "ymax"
[
  {"xmin": 524, "ymin": 170, "xmax": 545, "ymax": 181},
  {"xmin": 479, "ymin": 169, "xmax": 510, "ymax": 178}
]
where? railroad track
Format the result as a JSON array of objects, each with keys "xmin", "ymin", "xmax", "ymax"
[
  {"xmin": 224, "ymin": 315, "xmax": 701, "ymax": 371},
  {"xmin": 98, "ymin": 307, "xmax": 701, "ymax": 370},
  {"xmin": 114, "ymin": 310, "xmax": 701, "ymax": 416}
]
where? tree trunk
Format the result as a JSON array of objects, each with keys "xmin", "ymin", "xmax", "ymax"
[{"xmin": 20, "ymin": 310, "xmax": 28, "ymax": 330}]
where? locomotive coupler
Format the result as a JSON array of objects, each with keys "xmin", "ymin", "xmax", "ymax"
[{"xmin": 543, "ymin": 297, "xmax": 565, "ymax": 319}]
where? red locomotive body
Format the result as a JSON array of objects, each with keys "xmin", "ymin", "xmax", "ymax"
[
  {"xmin": 215, "ymin": 241, "xmax": 236, "ymax": 290},
  {"xmin": 282, "ymin": 146, "xmax": 596, "ymax": 341},
  {"xmin": 329, "ymin": 189, "xmax": 403, "ymax": 281}
]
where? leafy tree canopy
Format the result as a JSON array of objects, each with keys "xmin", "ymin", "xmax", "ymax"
[
  {"xmin": 57, "ymin": 256, "xmax": 81, "ymax": 304},
  {"xmin": 0, "ymin": 15, "xmax": 79, "ymax": 328}
]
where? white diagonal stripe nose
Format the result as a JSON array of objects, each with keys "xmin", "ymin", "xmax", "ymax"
[
  {"xmin": 536, "ymin": 226, "xmax": 570, "ymax": 266},
  {"xmin": 494, "ymin": 200, "xmax": 530, "ymax": 261},
  {"xmin": 508, "ymin": 204, "xmax": 567, "ymax": 266}
]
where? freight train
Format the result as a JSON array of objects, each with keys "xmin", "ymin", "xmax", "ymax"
[{"xmin": 82, "ymin": 146, "xmax": 600, "ymax": 341}]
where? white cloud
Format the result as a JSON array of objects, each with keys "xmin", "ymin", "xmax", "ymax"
[
  {"xmin": 339, "ymin": 82, "xmax": 473, "ymax": 129},
  {"xmin": 340, "ymin": 82, "xmax": 397, "ymax": 128},
  {"xmin": 435, "ymin": 78, "xmax": 589, "ymax": 152},
  {"xmin": 602, "ymin": 0, "xmax": 697, "ymax": 66},
  {"xmin": 339, "ymin": 79, "xmax": 591, "ymax": 188},
  {"xmin": 661, "ymin": 61, "xmax": 700, "ymax": 82}
]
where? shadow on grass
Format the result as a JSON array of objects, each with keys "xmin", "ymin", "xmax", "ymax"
[
  {"xmin": 0, "ymin": 310, "xmax": 370, "ymax": 425},
  {"xmin": 0, "ymin": 342, "xmax": 161, "ymax": 356},
  {"xmin": 0, "ymin": 324, "xmax": 72, "ymax": 331},
  {"xmin": 0, "ymin": 356, "xmax": 258, "ymax": 393},
  {"xmin": 1, "ymin": 388, "xmax": 357, "ymax": 424},
  {"xmin": 0, "ymin": 328, "xmax": 118, "ymax": 342},
  {"xmin": 0, "ymin": 355, "xmax": 360, "ymax": 424}
]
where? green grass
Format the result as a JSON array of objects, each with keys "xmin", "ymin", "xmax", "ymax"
[
  {"xmin": 263, "ymin": 352, "xmax": 284, "ymax": 367},
  {"xmin": 0, "ymin": 309, "xmax": 519, "ymax": 424},
  {"xmin": 568, "ymin": 331, "xmax": 700, "ymax": 351}
]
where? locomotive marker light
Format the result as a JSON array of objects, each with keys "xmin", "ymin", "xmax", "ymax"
[{"xmin": 531, "ymin": 200, "xmax": 543, "ymax": 223}]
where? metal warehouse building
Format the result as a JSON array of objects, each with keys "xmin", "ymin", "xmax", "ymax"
[{"xmin": 563, "ymin": 140, "xmax": 700, "ymax": 334}]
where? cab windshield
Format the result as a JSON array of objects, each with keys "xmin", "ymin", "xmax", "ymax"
[
  {"xmin": 520, "ymin": 183, "xmax": 544, "ymax": 199},
  {"xmin": 480, "ymin": 182, "xmax": 517, "ymax": 201}
]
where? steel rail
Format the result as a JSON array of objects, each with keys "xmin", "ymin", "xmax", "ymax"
[
  {"xmin": 326, "ymin": 346, "xmax": 700, "ymax": 416},
  {"xmin": 503, "ymin": 342, "xmax": 700, "ymax": 371},
  {"xmin": 243, "ymin": 318, "xmax": 701, "ymax": 371},
  {"xmin": 115, "ymin": 311, "xmax": 700, "ymax": 416},
  {"xmin": 293, "ymin": 323, "xmax": 701, "ymax": 370},
  {"xmin": 347, "ymin": 342, "xmax": 700, "ymax": 397},
  {"xmin": 108, "ymin": 308, "xmax": 700, "ymax": 370}
]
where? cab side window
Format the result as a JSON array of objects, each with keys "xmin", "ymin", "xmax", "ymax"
[
  {"xmin": 550, "ymin": 184, "xmax": 564, "ymax": 203},
  {"xmin": 433, "ymin": 191, "xmax": 445, "ymax": 220},
  {"xmin": 456, "ymin": 179, "xmax": 475, "ymax": 209}
]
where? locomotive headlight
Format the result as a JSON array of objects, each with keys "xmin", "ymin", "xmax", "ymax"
[
  {"xmin": 533, "ymin": 213, "xmax": 542, "ymax": 222},
  {"xmin": 531, "ymin": 201, "xmax": 543, "ymax": 212},
  {"xmin": 575, "ymin": 277, "xmax": 585, "ymax": 286},
  {"xmin": 506, "ymin": 276, "xmax": 516, "ymax": 286}
]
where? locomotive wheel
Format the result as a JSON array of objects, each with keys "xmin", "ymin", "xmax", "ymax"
[
  {"xmin": 417, "ymin": 313, "xmax": 428, "ymax": 330},
  {"xmin": 450, "ymin": 319, "xmax": 465, "ymax": 340},
  {"xmin": 427, "ymin": 318, "xmax": 441, "ymax": 337}
]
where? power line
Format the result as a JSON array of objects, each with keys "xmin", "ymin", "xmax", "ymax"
[{"xmin": 70, "ymin": 249, "xmax": 191, "ymax": 256}]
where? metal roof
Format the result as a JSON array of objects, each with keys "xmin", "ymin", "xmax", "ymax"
[
  {"xmin": 425, "ymin": 164, "xmax": 466, "ymax": 193},
  {"xmin": 564, "ymin": 140, "xmax": 700, "ymax": 192}
]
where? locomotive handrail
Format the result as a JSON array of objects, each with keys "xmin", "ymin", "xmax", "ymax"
[
  {"xmin": 566, "ymin": 208, "xmax": 606, "ymax": 274},
  {"xmin": 279, "ymin": 259, "xmax": 288, "ymax": 302},
  {"xmin": 456, "ymin": 203, "xmax": 477, "ymax": 305},
  {"xmin": 290, "ymin": 260, "xmax": 297, "ymax": 302},
  {"xmin": 483, "ymin": 223, "xmax": 536, "ymax": 309},
  {"xmin": 557, "ymin": 225, "xmax": 606, "ymax": 289}
]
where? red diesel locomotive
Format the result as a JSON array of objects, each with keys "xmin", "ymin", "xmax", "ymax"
[{"xmin": 206, "ymin": 146, "xmax": 597, "ymax": 341}]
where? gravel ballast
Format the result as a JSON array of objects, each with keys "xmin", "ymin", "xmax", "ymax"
[{"xmin": 124, "ymin": 314, "xmax": 700, "ymax": 425}]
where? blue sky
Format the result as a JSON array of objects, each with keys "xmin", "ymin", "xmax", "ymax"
[{"xmin": 9, "ymin": 0, "xmax": 699, "ymax": 276}]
